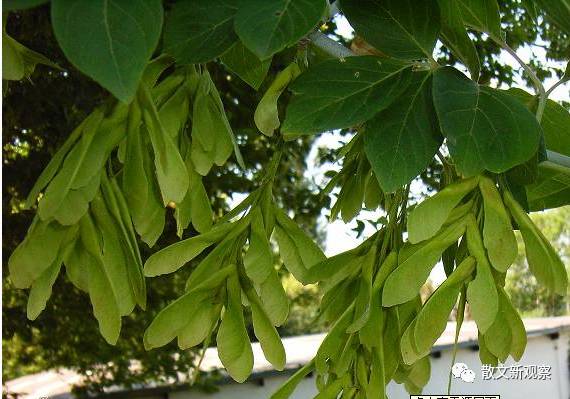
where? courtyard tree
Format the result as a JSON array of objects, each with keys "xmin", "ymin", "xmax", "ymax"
[{"xmin": 3, "ymin": 0, "xmax": 570, "ymax": 397}]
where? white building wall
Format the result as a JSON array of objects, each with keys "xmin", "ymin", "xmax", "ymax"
[{"xmin": 171, "ymin": 331, "xmax": 569, "ymax": 399}]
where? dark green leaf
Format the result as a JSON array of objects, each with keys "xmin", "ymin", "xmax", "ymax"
[
  {"xmin": 533, "ymin": 0, "xmax": 570, "ymax": 34},
  {"xmin": 526, "ymin": 167, "xmax": 570, "ymax": 211},
  {"xmin": 437, "ymin": 0, "xmax": 480, "ymax": 79},
  {"xmin": 365, "ymin": 71, "xmax": 443, "ymax": 192},
  {"xmin": 51, "ymin": 0, "xmax": 163, "ymax": 102},
  {"xmin": 164, "ymin": 0, "xmax": 238, "ymax": 64},
  {"xmin": 234, "ymin": 0, "xmax": 327, "ymax": 59},
  {"xmin": 507, "ymin": 88, "xmax": 570, "ymax": 157},
  {"xmin": 433, "ymin": 67, "xmax": 541, "ymax": 176},
  {"xmin": 3, "ymin": 0, "xmax": 48, "ymax": 10},
  {"xmin": 457, "ymin": 0, "xmax": 502, "ymax": 38},
  {"xmin": 504, "ymin": 191, "xmax": 568, "ymax": 296},
  {"xmin": 282, "ymin": 56, "xmax": 412, "ymax": 135},
  {"xmin": 221, "ymin": 41, "xmax": 272, "ymax": 90},
  {"xmin": 341, "ymin": 0, "xmax": 440, "ymax": 60}
]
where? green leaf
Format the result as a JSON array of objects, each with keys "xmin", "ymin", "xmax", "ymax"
[
  {"xmin": 221, "ymin": 41, "xmax": 272, "ymax": 90},
  {"xmin": 499, "ymin": 287, "xmax": 527, "ymax": 361},
  {"xmin": 144, "ymin": 291, "xmax": 207, "ymax": 350},
  {"xmin": 63, "ymin": 239, "xmax": 91, "ymax": 292},
  {"xmin": 282, "ymin": 56, "xmax": 412, "ymax": 135},
  {"xmin": 258, "ymin": 270, "xmax": 289, "ymax": 327},
  {"xmin": 526, "ymin": 167, "xmax": 570, "ymax": 211},
  {"xmin": 413, "ymin": 256, "xmax": 475, "ymax": 355},
  {"xmin": 479, "ymin": 176, "xmax": 517, "ymax": 272},
  {"xmin": 101, "ymin": 175, "xmax": 146, "ymax": 309},
  {"xmin": 190, "ymin": 176, "xmax": 213, "ymax": 234},
  {"xmin": 341, "ymin": 0, "xmax": 440, "ymax": 60},
  {"xmin": 3, "ymin": 32, "xmax": 61, "ymax": 79},
  {"xmin": 274, "ymin": 207, "xmax": 326, "ymax": 283},
  {"xmin": 51, "ymin": 0, "xmax": 163, "ymax": 102},
  {"xmin": 87, "ymin": 255, "xmax": 121, "ymax": 345},
  {"xmin": 164, "ymin": 0, "xmax": 238, "ymax": 64},
  {"xmin": 533, "ymin": 0, "xmax": 570, "ymax": 34},
  {"xmin": 255, "ymin": 63, "xmax": 301, "ymax": 136},
  {"xmin": 364, "ymin": 71, "xmax": 443, "ymax": 192},
  {"xmin": 437, "ymin": 0, "xmax": 480, "ymax": 79},
  {"xmin": 433, "ymin": 67, "xmax": 541, "ymax": 176},
  {"xmin": 505, "ymin": 88, "xmax": 570, "ymax": 210},
  {"xmin": 234, "ymin": 0, "xmax": 327, "ymax": 59},
  {"xmin": 478, "ymin": 331, "xmax": 498, "ymax": 366},
  {"xmin": 217, "ymin": 274, "xmax": 254, "ymax": 382},
  {"xmin": 50, "ymin": 172, "xmax": 101, "ymax": 226},
  {"xmin": 2, "ymin": 35, "xmax": 25, "ymax": 80},
  {"xmin": 400, "ymin": 318, "xmax": 422, "ymax": 365},
  {"xmin": 90, "ymin": 195, "xmax": 136, "ymax": 316},
  {"xmin": 457, "ymin": 0, "xmax": 502, "ymax": 38},
  {"xmin": 3, "ymin": 0, "xmax": 48, "ymax": 10},
  {"xmin": 190, "ymin": 70, "xmax": 241, "ymax": 173},
  {"xmin": 382, "ymin": 220, "xmax": 466, "ymax": 306},
  {"xmin": 465, "ymin": 217, "xmax": 498, "ymax": 333},
  {"xmin": 270, "ymin": 360, "xmax": 314, "ymax": 399},
  {"xmin": 8, "ymin": 219, "xmax": 71, "ymax": 289},
  {"xmin": 408, "ymin": 176, "xmax": 478, "ymax": 244},
  {"xmin": 504, "ymin": 191, "xmax": 568, "ymax": 296},
  {"xmin": 139, "ymin": 85, "xmax": 189, "ymax": 205},
  {"xmin": 178, "ymin": 301, "xmax": 222, "ymax": 350},
  {"xmin": 144, "ymin": 266, "xmax": 232, "ymax": 349},
  {"xmin": 249, "ymin": 291, "xmax": 286, "ymax": 370},
  {"xmin": 305, "ymin": 246, "xmax": 361, "ymax": 284},
  {"xmin": 37, "ymin": 110, "xmax": 104, "ymax": 221},
  {"xmin": 24, "ymin": 113, "xmax": 86, "ymax": 208},
  {"xmin": 483, "ymin": 298, "xmax": 512, "ymax": 362},
  {"xmin": 244, "ymin": 208, "xmax": 275, "ymax": 284},
  {"xmin": 507, "ymin": 88, "xmax": 570, "ymax": 157},
  {"xmin": 27, "ymin": 257, "xmax": 63, "ymax": 320},
  {"xmin": 123, "ymin": 107, "xmax": 165, "ymax": 246},
  {"xmin": 143, "ymin": 222, "xmax": 237, "ymax": 277}
]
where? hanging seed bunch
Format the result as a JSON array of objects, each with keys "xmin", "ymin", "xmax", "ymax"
[
  {"xmin": 272, "ymin": 174, "xmax": 567, "ymax": 398},
  {"xmin": 143, "ymin": 152, "xmax": 328, "ymax": 382},
  {"xmin": 8, "ymin": 57, "xmax": 243, "ymax": 343}
]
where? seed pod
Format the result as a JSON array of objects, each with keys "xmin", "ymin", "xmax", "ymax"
[
  {"xmin": 479, "ymin": 176, "xmax": 517, "ymax": 272},
  {"xmin": 413, "ymin": 257, "xmax": 475, "ymax": 355},
  {"xmin": 504, "ymin": 190, "xmax": 568, "ymax": 295},
  {"xmin": 407, "ymin": 176, "xmax": 479, "ymax": 244},
  {"xmin": 383, "ymin": 219, "xmax": 466, "ymax": 306},
  {"xmin": 254, "ymin": 62, "xmax": 301, "ymax": 136},
  {"xmin": 499, "ymin": 287, "xmax": 527, "ymax": 361},
  {"xmin": 465, "ymin": 215, "xmax": 499, "ymax": 333},
  {"xmin": 248, "ymin": 288, "xmax": 286, "ymax": 370}
]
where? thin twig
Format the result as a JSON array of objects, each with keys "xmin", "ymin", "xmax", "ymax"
[{"xmin": 545, "ymin": 76, "xmax": 569, "ymax": 97}]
